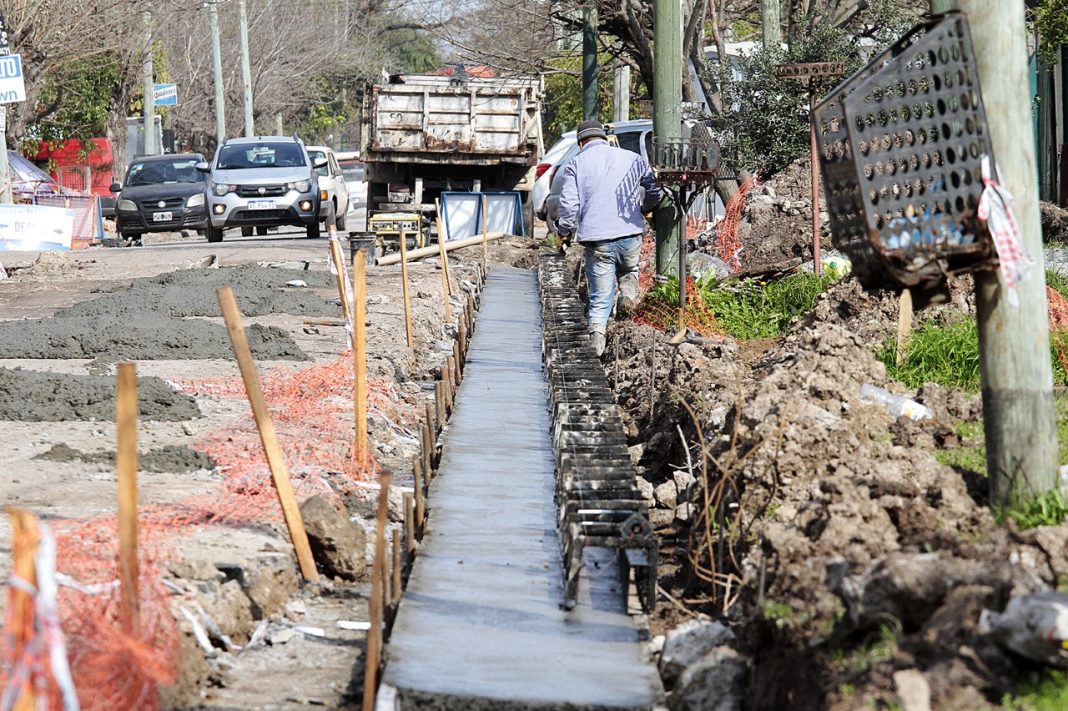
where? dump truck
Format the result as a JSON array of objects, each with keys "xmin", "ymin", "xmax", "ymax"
[{"xmin": 360, "ymin": 73, "xmax": 544, "ymax": 239}]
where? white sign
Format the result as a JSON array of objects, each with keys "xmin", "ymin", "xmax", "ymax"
[
  {"xmin": 0, "ymin": 54, "xmax": 25, "ymax": 103},
  {"xmin": 153, "ymin": 83, "xmax": 178, "ymax": 106},
  {"xmin": 0, "ymin": 204, "xmax": 75, "ymax": 251}
]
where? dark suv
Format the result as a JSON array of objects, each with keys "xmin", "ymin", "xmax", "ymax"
[
  {"xmin": 200, "ymin": 136, "xmax": 325, "ymax": 242},
  {"xmin": 111, "ymin": 153, "xmax": 208, "ymax": 245}
]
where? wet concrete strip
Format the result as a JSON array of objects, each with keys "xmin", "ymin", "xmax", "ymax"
[{"xmin": 381, "ymin": 268, "xmax": 663, "ymax": 709}]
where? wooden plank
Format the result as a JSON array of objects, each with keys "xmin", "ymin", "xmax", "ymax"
[
  {"xmin": 354, "ymin": 250, "xmax": 369, "ymax": 462},
  {"xmin": 116, "ymin": 362, "xmax": 140, "ymax": 634},
  {"xmin": 399, "ymin": 230, "xmax": 415, "ymax": 348}
]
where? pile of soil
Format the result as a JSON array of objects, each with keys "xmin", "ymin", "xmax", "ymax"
[
  {"xmin": 0, "ymin": 367, "xmax": 201, "ymax": 421},
  {"xmin": 57, "ymin": 265, "xmax": 340, "ymax": 320},
  {"xmin": 0, "ymin": 315, "xmax": 305, "ymax": 361},
  {"xmin": 735, "ymin": 158, "xmax": 828, "ymax": 271},
  {"xmin": 1041, "ymin": 201, "xmax": 1068, "ymax": 244},
  {"xmin": 36, "ymin": 443, "xmax": 215, "ymax": 472}
]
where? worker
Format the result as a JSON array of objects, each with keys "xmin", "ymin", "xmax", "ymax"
[{"xmin": 554, "ymin": 120, "xmax": 663, "ymax": 356}]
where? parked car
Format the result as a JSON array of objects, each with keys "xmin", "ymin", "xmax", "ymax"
[
  {"xmin": 540, "ymin": 120, "xmax": 655, "ymax": 224},
  {"xmin": 111, "ymin": 153, "xmax": 208, "ymax": 244},
  {"xmin": 305, "ymin": 145, "xmax": 351, "ymax": 230},
  {"xmin": 200, "ymin": 136, "xmax": 325, "ymax": 242},
  {"xmin": 336, "ymin": 153, "xmax": 366, "ymax": 209}
]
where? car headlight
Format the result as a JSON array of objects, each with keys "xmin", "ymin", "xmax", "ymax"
[
  {"xmin": 187, "ymin": 193, "xmax": 205, "ymax": 208},
  {"xmin": 117, "ymin": 199, "xmax": 137, "ymax": 211},
  {"xmin": 211, "ymin": 182, "xmax": 235, "ymax": 196},
  {"xmin": 286, "ymin": 179, "xmax": 311, "ymax": 193}
]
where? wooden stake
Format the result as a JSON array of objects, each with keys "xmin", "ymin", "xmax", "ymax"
[
  {"xmin": 480, "ymin": 193, "xmax": 489, "ymax": 273},
  {"xmin": 404, "ymin": 493, "xmax": 416, "ymax": 561},
  {"xmin": 434, "ymin": 381, "xmax": 445, "ymax": 427},
  {"xmin": 8, "ymin": 509, "xmax": 40, "ymax": 711},
  {"xmin": 448, "ymin": 355, "xmax": 459, "ymax": 389},
  {"xmin": 413, "ymin": 457, "xmax": 426, "ymax": 535},
  {"xmin": 433, "ymin": 200, "xmax": 453, "ymax": 324},
  {"xmin": 217, "ymin": 287, "xmax": 319, "ymax": 582},
  {"xmin": 421, "ymin": 420, "xmax": 433, "ymax": 480},
  {"xmin": 363, "ymin": 471, "xmax": 391, "ymax": 711},
  {"xmin": 458, "ymin": 319, "xmax": 467, "ymax": 365},
  {"xmin": 391, "ymin": 531, "xmax": 402, "ymax": 606},
  {"xmin": 328, "ymin": 238, "xmax": 354, "ymax": 333},
  {"xmin": 398, "ymin": 229, "xmax": 415, "ymax": 348},
  {"xmin": 452, "ymin": 341, "xmax": 462, "ymax": 382},
  {"xmin": 116, "ymin": 362, "xmax": 141, "ymax": 634},
  {"xmin": 896, "ymin": 288, "xmax": 913, "ymax": 368},
  {"xmin": 354, "ymin": 250, "xmax": 369, "ymax": 463},
  {"xmin": 382, "ymin": 553, "xmax": 392, "ymax": 618}
]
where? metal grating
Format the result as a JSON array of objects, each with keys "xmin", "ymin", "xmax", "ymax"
[
  {"xmin": 816, "ymin": 12, "xmax": 996, "ymax": 290},
  {"xmin": 651, "ymin": 136, "xmax": 721, "ymax": 186}
]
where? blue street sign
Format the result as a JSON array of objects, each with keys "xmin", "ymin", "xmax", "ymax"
[{"xmin": 153, "ymin": 83, "xmax": 178, "ymax": 107}]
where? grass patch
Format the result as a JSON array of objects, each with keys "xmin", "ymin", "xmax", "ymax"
[
  {"xmin": 1003, "ymin": 669, "xmax": 1068, "ymax": 710},
  {"xmin": 829, "ymin": 625, "xmax": 899, "ymax": 675},
  {"xmin": 1046, "ymin": 269, "xmax": 1068, "ymax": 299},
  {"xmin": 934, "ymin": 420, "xmax": 987, "ymax": 475},
  {"xmin": 642, "ymin": 272, "xmax": 836, "ymax": 340},
  {"xmin": 1001, "ymin": 488, "xmax": 1068, "ymax": 530}
]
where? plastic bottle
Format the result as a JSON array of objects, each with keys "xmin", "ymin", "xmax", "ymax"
[{"xmin": 859, "ymin": 384, "xmax": 932, "ymax": 421}]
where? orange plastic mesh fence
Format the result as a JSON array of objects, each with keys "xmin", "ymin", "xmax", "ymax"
[
  {"xmin": 631, "ymin": 232, "xmax": 724, "ymax": 338},
  {"xmin": 3, "ymin": 351, "xmax": 406, "ymax": 708},
  {"xmin": 716, "ymin": 174, "xmax": 760, "ymax": 272}
]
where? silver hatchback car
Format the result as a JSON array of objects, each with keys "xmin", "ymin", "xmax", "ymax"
[{"xmin": 199, "ymin": 136, "xmax": 327, "ymax": 242}]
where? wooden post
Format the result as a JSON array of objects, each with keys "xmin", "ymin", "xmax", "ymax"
[
  {"xmin": 399, "ymin": 229, "xmax": 415, "ymax": 349},
  {"xmin": 413, "ymin": 457, "xmax": 426, "ymax": 535},
  {"xmin": 957, "ymin": 0, "xmax": 1059, "ymax": 504},
  {"xmin": 448, "ymin": 355, "xmax": 459, "ymax": 389},
  {"xmin": 116, "ymin": 362, "xmax": 140, "ymax": 634},
  {"xmin": 458, "ymin": 318, "xmax": 467, "ymax": 365},
  {"xmin": 391, "ymin": 531, "xmax": 402, "ymax": 606},
  {"xmin": 452, "ymin": 341, "xmax": 462, "ymax": 382},
  {"xmin": 8, "ymin": 509, "xmax": 40, "ymax": 711},
  {"xmin": 217, "ymin": 287, "xmax": 319, "ymax": 581},
  {"xmin": 353, "ymin": 250, "xmax": 369, "ymax": 463},
  {"xmin": 404, "ymin": 493, "xmax": 416, "ymax": 560},
  {"xmin": 363, "ymin": 471, "xmax": 391, "ymax": 711},
  {"xmin": 435, "ymin": 380, "xmax": 445, "ymax": 425},
  {"xmin": 421, "ymin": 420, "xmax": 433, "ymax": 479},
  {"xmin": 434, "ymin": 200, "xmax": 453, "ymax": 324},
  {"xmin": 896, "ymin": 289, "xmax": 913, "ymax": 367},
  {"xmin": 480, "ymin": 194, "xmax": 489, "ymax": 273},
  {"xmin": 328, "ymin": 238, "xmax": 354, "ymax": 333}
]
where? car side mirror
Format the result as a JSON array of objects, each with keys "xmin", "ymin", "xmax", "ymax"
[
  {"xmin": 313, "ymin": 158, "xmax": 328, "ymax": 170},
  {"xmin": 109, "ymin": 182, "xmax": 122, "ymax": 193},
  {"xmin": 195, "ymin": 161, "xmax": 211, "ymax": 173}
]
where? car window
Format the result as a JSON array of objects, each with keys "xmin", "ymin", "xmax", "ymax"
[
  {"xmin": 126, "ymin": 158, "xmax": 205, "ymax": 186},
  {"xmin": 307, "ymin": 150, "xmax": 329, "ymax": 177},
  {"xmin": 329, "ymin": 155, "xmax": 341, "ymax": 176},
  {"xmin": 643, "ymin": 131, "xmax": 653, "ymax": 161},
  {"xmin": 217, "ymin": 142, "xmax": 306, "ymax": 170},
  {"xmin": 342, "ymin": 164, "xmax": 365, "ymax": 182},
  {"xmin": 616, "ymin": 131, "xmax": 642, "ymax": 156}
]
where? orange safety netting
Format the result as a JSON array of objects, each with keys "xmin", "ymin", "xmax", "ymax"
[
  {"xmin": 3, "ymin": 350, "xmax": 406, "ymax": 709},
  {"xmin": 631, "ymin": 232, "xmax": 725, "ymax": 339},
  {"xmin": 1048, "ymin": 286, "xmax": 1068, "ymax": 375},
  {"xmin": 716, "ymin": 174, "xmax": 760, "ymax": 273}
]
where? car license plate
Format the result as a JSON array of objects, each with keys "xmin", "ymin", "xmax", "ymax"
[
  {"xmin": 152, "ymin": 211, "xmax": 172, "ymax": 222},
  {"xmin": 248, "ymin": 199, "xmax": 276, "ymax": 210}
]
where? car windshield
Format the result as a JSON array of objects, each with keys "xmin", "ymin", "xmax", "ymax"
[
  {"xmin": 126, "ymin": 158, "xmax": 204, "ymax": 186},
  {"xmin": 342, "ymin": 164, "xmax": 364, "ymax": 182},
  {"xmin": 216, "ymin": 142, "xmax": 306, "ymax": 170}
]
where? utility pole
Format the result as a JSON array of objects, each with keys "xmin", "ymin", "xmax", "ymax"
[
  {"xmin": 613, "ymin": 65, "xmax": 630, "ymax": 123},
  {"xmin": 582, "ymin": 4, "xmax": 598, "ymax": 121},
  {"xmin": 653, "ymin": 0, "xmax": 682, "ymax": 277},
  {"xmin": 951, "ymin": 0, "xmax": 1059, "ymax": 504},
  {"xmin": 142, "ymin": 10, "xmax": 155, "ymax": 156},
  {"xmin": 275, "ymin": 113, "xmax": 283, "ymax": 136},
  {"xmin": 237, "ymin": 0, "xmax": 254, "ymax": 137},
  {"xmin": 761, "ymin": 0, "xmax": 781, "ymax": 50},
  {"xmin": 0, "ymin": 12, "xmax": 11, "ymax": 204},
  {"xmin": 209, "ymin": 0, "xmax": 226, "ymax": 144}
]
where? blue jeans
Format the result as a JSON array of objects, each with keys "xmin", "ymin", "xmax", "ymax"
[{"xmin": 585, "ymin": 234, "xmax": 641, "ymax": 332}]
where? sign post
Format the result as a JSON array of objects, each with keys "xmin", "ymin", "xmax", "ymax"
[{"xmin": 0, "ymin": 13, "xmax": 23, "ymax": 204}]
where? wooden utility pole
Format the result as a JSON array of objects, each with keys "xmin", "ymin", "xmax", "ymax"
[
  {"xmin": 653, "ymin": 0, "xmax": 683, "ymax": 278},
  {"xmin": 208, "ymin": 0, "xmax": 225, "ymax": 144},
  {"xmin": 761, "ymin": 0, "xmax": 781, "ymax": 49},
  {"xmin": 951, "ymin": 0, "xmax": 1059, "ymax": 503}
]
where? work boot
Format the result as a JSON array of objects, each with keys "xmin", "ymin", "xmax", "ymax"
[
  {"xmin": 590, "ymin": 330, "xmax": 606, "ymax": 357},
  {"xmin": 616, "ymin": 274, "xmax": 639, "ymax": 317}
]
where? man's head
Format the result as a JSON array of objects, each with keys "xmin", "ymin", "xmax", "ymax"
[{"xmin": 576, "ymin": 120, "xmax": 607, "ymax": 147}]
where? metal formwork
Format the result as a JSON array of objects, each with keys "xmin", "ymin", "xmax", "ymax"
[{"xmin": 539, "ymin": 250, "xmax": 657, "ymax": 612}]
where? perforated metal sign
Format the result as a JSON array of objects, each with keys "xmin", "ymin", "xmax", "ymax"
[{"xmin": 815, "ymin": 13, "xmax": 995, "ymax": 290}]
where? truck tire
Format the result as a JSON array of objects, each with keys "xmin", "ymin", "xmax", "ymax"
[
  {"xmin": 206, "ymin": 224, "xmax": 224, "ymax": 243},
  {"xmin": 335, "ymin": 205, "xmax": 347, "ymax": 231},
  {"xmin": 306, "ymin": 222, "xmax": 321, "ymax": 239},
  {"xmin": 256, "ymin": 226, "xmax": 268, "ymax": 236}
]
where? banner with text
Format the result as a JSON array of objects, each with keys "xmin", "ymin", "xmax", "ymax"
[{"xmin": 0, "ymin": 204, "xmax": 75, "ymax": 251}]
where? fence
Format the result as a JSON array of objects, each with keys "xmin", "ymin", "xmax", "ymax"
[{"xmin": 33, "ymin": 194, "xmax": 104, "ymax": 249}]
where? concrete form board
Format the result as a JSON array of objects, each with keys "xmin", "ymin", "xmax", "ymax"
[{"xmin": 380, "ymin": 268, "xmax": 663, "ymax": 710}]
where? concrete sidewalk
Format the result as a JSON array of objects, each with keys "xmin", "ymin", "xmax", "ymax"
[{"xmin": 379, "ymin": 267, "xmax": 663, "ymax": 710}]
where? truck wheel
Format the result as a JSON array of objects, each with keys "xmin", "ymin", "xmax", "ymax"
[
  {"xmin": 256, "ymin": 226, "xmax": 268, "ymax": 236},
  {"xmin": 306, "ymin": 222, "xmax": 321, "ymax": 239},
  {"xmin": 206, "ymin": 225, "xmax": 224, "ymax": 243},
  {"xmin": 335, "ymin": 207, "xmax": 347, "ymax": 231}
]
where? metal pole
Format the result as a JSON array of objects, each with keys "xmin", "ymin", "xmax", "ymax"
[
  {"xmin": 237, "ymin": 0, "xmax": 254, "ymax": 137},
  {"xmin": 930, "ymin": 0, "xmax": 957, "ymax": 14},
  {"xmin": 955, "ymin": 0, "xmax": 1058, "ymax": 504},
  {"xmin": 0, "ymin": 12, "xmax": 11, "ymax": 205},
  {"xmin": 613, "ymin": 65, "xmax": 630, "ymax": 123},
  {"xmin": 275, "ymin": 113, "xmax": 283, "ymax": 135},
  {"xmin": 142, "ymin": 10, "xmax": 155, "ymax": 156},
  {"xmin": 808, "ymin": 85, "xmax": 821, "ymax": 275},
  {"xmin": 654, "ymin": 0, "xmax": 683, "ymax": 277},
  {"xmin": 209, "ymin": 0, "xmax": 226, "ymax": 144},
  {"xmin": 582, "ymin": 4, "xmax": 598, "ymax": 121},
  {"xmin": 761, "ymin": 0, "xmax": 781, "ymax": 49}
]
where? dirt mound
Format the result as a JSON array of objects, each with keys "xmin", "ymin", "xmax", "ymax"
[
  {"xmin": 36, "ymin": 443, "xmax": 215, "ymax": 472},
  {"xmin": 0, "ymin": 315, "xmax": 305, "ymax": 361},
  {"xmin": 735, "ymin": 158, "xmax": 826, "ymax": 271},
  {"xmin": 1041, "ymin": 201, "xmax": 1068, "ymax": 244},
  {"xmin": 0, "ymin": 367, "xmax": 201, "ymax": 421},
  {"xmin": 57, "ymin": 265, "xmax": 340, "ymax": 319}
]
